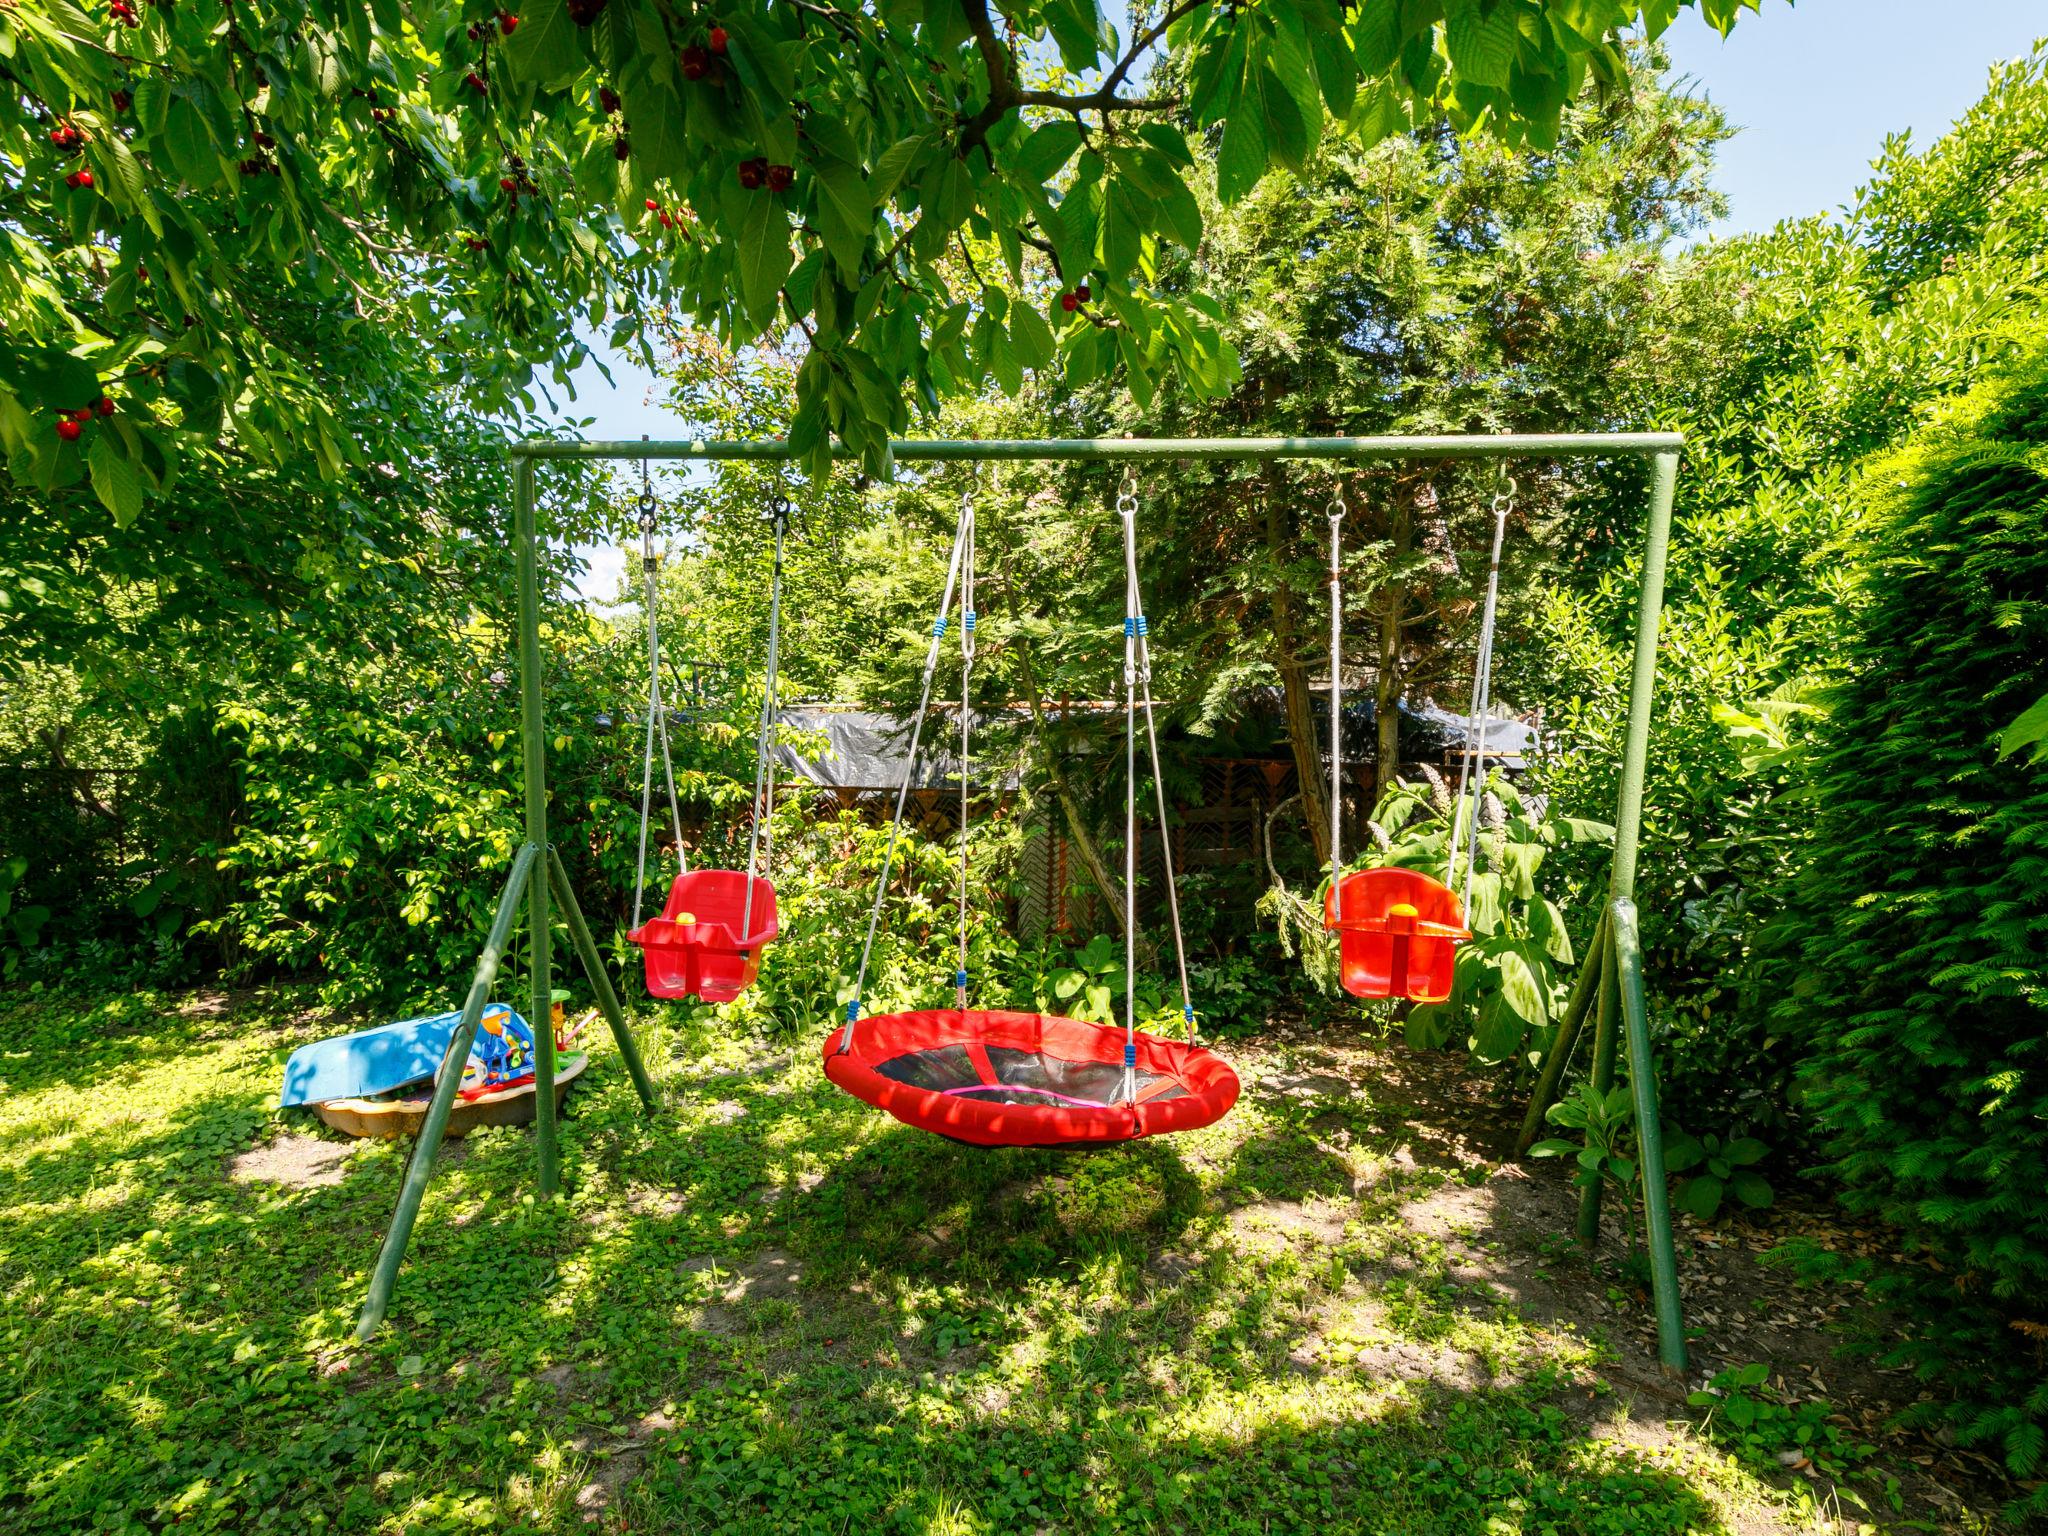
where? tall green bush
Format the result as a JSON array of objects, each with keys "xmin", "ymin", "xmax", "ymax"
[{"xmin": 1782, "ymin": 338, "xmax": 2048, "ymax": 1498}]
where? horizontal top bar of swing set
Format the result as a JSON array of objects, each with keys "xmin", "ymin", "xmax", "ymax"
[{"xmin": 510, "ymin": 433, "xmax": 1684, "ymax": 463}]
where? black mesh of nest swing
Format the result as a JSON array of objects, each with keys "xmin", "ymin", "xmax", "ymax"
[{"xmin": 873, "ymin": 1043, "xmax": 1193, "ymax": 1110}]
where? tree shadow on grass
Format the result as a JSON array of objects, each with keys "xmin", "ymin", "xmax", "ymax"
[{"xmin": 782, "ymin": 1121, "xmax": 1203, "ymax": 1287}]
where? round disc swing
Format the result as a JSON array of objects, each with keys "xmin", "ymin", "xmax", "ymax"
[
  {"xmin": 821, "ymin": 474, "xmax": 1241, "ymax": 1148},
  {"xmin": 624, "ymin": 465, "xmax": 783, "ymax": 1001},
  {"xmin": 1322, "ymin": 478, "xmax": 1515, "ymax": 1000}
]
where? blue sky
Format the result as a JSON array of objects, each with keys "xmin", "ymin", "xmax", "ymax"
[{"xmin": 557, "ymin": 1, "xmax": 2046, "ymax": 598}]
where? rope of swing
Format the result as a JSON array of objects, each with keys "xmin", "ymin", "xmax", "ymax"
[
  {"xmin": 1326, "ymin": 484, "xmax": 1347, "ymax": 920},
  {"xmin": 837, "ymin": 489, "xmax": 972, "ymax": 1054},
  {"xmin": 632, "ymin": 459, "xmax": 688, "ymax": 933},
  {"xmin": 1118, "ymin": 472, "xmax": 1197, "ymax": 1103},
  {"xmin": 955, "ymin": 492, "xmax": 976, "ymax": 1014},
  {"xmin": 742, "ymin": 492, "xmax": 787, "ymax": 944},
  {"xmin": 1447, "ymin": 476, "xmax": 1514, "ymax": 905}
]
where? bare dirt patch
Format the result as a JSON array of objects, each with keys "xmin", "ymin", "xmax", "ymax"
[{"xmin": 229, "ymin": 1133, "xmax": 352, "ymax": 1188}]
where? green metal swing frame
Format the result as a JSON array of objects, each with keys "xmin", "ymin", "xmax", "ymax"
[{"xmin": 355, "ymin": 431, "xmax": 1690, "ymax": 1378}]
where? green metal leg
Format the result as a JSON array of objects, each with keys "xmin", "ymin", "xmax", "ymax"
[
  {"xmin": 1613, "ymin": 899, "xmax": 1688, "ymax": 1375},
  {"xmin": 548, "ymin": 844, "xmax": 658, "ymax": 1110},
  {"xmin": 1574, "ymin": 923, "xmax": 1622, "ymax": 1245},
  {"xmin": 1516, "ymin": 906, "xmax": 1610, "ymax": 1155},
  {"xmin": 514, "ymin": 456, "xmax": 560, "ymax": 1195},
  {"xmin": 356, "ymin": 842, "xmax": 538, "ymax": 1340}
]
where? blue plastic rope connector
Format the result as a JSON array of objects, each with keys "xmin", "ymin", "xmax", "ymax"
[
  {"xmin": 1136, "ymin": 615, "xmax": 1149, "ymax": 636},
  {"xmin": 845, "ymin": 1000, "xmax": 861, "ymax": 1022},
  {"xmin": 954, "ymin": 969, "xmax": 968, "ymax": 988},
  {"xmin": 1123, "ymin": 616, "xmax": 1136, "ymax": 636},
  {"xmin": 1124, "ymin": 1043, "xmax": 1138, "ymax": 1068},
  {"xmin": 932, "ymin": 617, "xmax": 948, "ymax": 637},
  {"xmin": 963, "ymin": 611, "xmax": 977, "ymax": 631},
  {"xmin": 1184, "ymin": 1005, "xmax": 1196, "ymax": 1023}
]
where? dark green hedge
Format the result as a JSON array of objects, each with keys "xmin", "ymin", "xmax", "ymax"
[{"xmin": 1784, "ymin": 340, "xmax": 2048, "ymax": 1490}]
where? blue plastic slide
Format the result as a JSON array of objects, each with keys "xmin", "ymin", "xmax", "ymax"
[{"xmin": 277, "ymin": 1007, "xmax": 528, "ymax": 1107}]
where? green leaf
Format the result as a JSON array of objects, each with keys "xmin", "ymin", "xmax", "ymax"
[
  {"xmin": 1443, "ymin": 0, "xmax": 1519, "ymax": 89},
  {"xmin": 812, "ymin": 158, "xmax": 873, "ymax": 278},
  {"xmin": 1008, "ymin": 300, "xmax": 1055, "ymax": 370},
  {"xmin": 734, "ymin": 194, "xmax": 792, "ymax": 325},
  {"xmin": 1729, "ymin": 1171, "xmax": 1774, "ymax": 1209},
  {"xmin": 1010, "ymin": 120, "xmax": 1084, "ymax": 185},
  {"xmin": 1404, "ymin": 1000, "xmax": 1453, "ymax": 1050},
  {"xmin": 1496, "ymin": 947, "xmax": 1545, "ymax": 1025},
  {"xmin": 1258, "ymin": 65, "xmax": 1311, "ymax": 172},
  {"xmin": 1216, "ymin": 89, "xmax": 1268, "ymax": 204},
  {"xmin": 502, "ymin": 0, "xmax": 581, "ymax": 89},
  {"xmin": 1722, "ymin": 1136, "xmax": 1769, "ymax": 1167},
  {"xmin": 1998, "ymin": 691, "xmax": 2048, "ymax": 763},
  {"xmin": 1675, "ymin": 1174, "xmax": 1723, "ymax": 1220},
  {"xmin": 88, "ymin": 433, "xmax": 145, "ymax": 525},
  {"xmin": 1100, "ymin": 174, "xmax": 1147, "ymax": 277},
  {"xmin": 164, "ymin": 95, "xmax": 220, "ymax": 188}
]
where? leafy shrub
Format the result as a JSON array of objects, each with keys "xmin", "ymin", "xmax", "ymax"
[{"xmin": 1778, "ymin": 338, "xmax": 2048, "ymax": 1498}]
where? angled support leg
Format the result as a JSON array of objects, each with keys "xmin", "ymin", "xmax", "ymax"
[
  {"xmin": 357, "ymin": 841, "xmax": 537, "ymax": 1340},
  {"xmin": 548, "ymin": 844, "xmax": 658, "ymax": 1111},
  {"xmin": 1613, "ymin": 899, "xmax": 1688, "ymax": 1376}
]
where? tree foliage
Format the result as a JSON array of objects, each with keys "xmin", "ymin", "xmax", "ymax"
[
  {"xmin": 2, "ymin": 0, "xmax": 1769, "ymax": 516},
  {"xmin": 1777, "ymin": 341, "xmax": 2048, "ymax": 1497}
]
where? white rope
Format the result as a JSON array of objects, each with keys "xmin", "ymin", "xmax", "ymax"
[
  {"xmin": 1326, "ymin": 485, "xmax": 1347, "ymax": 925},
  {"xmin": 742, "ymin": 496, "xmax": 787, "ymax": 944},
  {"xmin": 630, "ymin": 470, "xmax": 676, "ymax": 929},
  {"xmin": 1120, "ymin": 475, "xmax": 1141, "ymax": 1100},
  {"xmin": 1449, "ymin": 479, "xmax": 1513, "ymax": 904},
  {"xmin": 837, "ymin": 508, "xmax": 970, "ymax": 1053},
  {"xmin": 955, "ymin": 487, "xmax": 976, "ymax": 1015},
  {"xmin": 1118, "ymin": 473, "xmax": 1199, "ymax": 1094}
]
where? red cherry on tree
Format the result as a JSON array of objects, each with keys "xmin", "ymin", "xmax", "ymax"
[
  {"xmin": 499, "ymin": 12, "xmax": 517, "ymax": 32},
  {"xmin": 97, "ymin": 397, "xmax": 116, "ymax": 417},
  {"xmin": 645, "ymin": 197, "xmax": 659, "ymax": 211},
  {"xmin": 466, "ymin": 72, "xmax": 487, "ymax": 94},
  {"xmin": 499, "ymin": 175, "xmax": 517, "ymax": 192},
  {"xmin": 766, "ymin": 163, "xmax": 793, "ymax": 191},
  {"xmin": 112, "ymin": 89, "xmax": 132, "ymax": 112},
  {"xmin": 680, "ymin": 45, "xmax": 708, "ymax": 80},
  {"xmin": 72, "ymin": 408, "xmax": 95, "ymax": 423},
  {"xmin": 737, "ymin": 158, "xmax": 764, "ymax": 190},
  {"xmin": 613, "ymin": 136, "xmax": 630, "ymax": 161},
  {"xmin": 708, "ymin": 24, "xmax": 728, "ymax": 54},
  {"xmin": 1075, "ymin": 283, "xmax": 1091, "ymax": 302},
  {"xmin": 1059, "ymin": 291, "xmax": 1078, "ymax": 312},
  {"xmin": 600, "ymin": 85, "xmax": 621, "ymax": 114},
  {"xmin": 57, "ymin": 419, "xmax": 82, "ymax": 442}
]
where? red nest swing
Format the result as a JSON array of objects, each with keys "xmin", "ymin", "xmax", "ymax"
[
  {"xmin": 823, "ymin": 483, "xmax": 1238, "ymax": 1150},
  {"xmin": 823, "ymin": 1008, "xmax": 1240, "ymax": 1148}
]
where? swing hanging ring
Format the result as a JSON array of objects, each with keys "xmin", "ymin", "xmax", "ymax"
[
  {"xmin": 1116, "ymin": 469, "xmax": 1139, "ymax": 518},
  {"xmin": 1492, "ymin": 473, "xmax": 1516, "ymax": 517},
  {"xmin": 1327, "ymin": 485, "xmax": 1348, "ymax": 523}
]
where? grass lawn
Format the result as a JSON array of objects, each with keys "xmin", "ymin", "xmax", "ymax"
[{"xmin": 0, "ymin": 987, "xmax": 1931, "ymax": 1534}]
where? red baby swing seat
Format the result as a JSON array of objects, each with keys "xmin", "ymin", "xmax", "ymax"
[
  {"xmin": 626, "ymin": 869, "xmax": 778, "ymax": 1004},
  {"xmin": 823, "ymin": 1008, "xmax": 1240, "ymax": 1149},
  {"xmin": 1324, "ymin": 866, "xmax": 1472, "ymax": 1002}
]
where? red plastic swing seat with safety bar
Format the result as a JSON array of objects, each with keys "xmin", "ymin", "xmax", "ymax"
[
  {"xmin": 626, "ymin": 869, "xmax": 778, "ymax": 1004},
  {"xmin": 1324, "ymin": 866, "xmax": 1472, "ymax": 1003},
  {"xmin": 823, "ymin": 1008, "xmax": 1240, "ymax": 1149}
]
